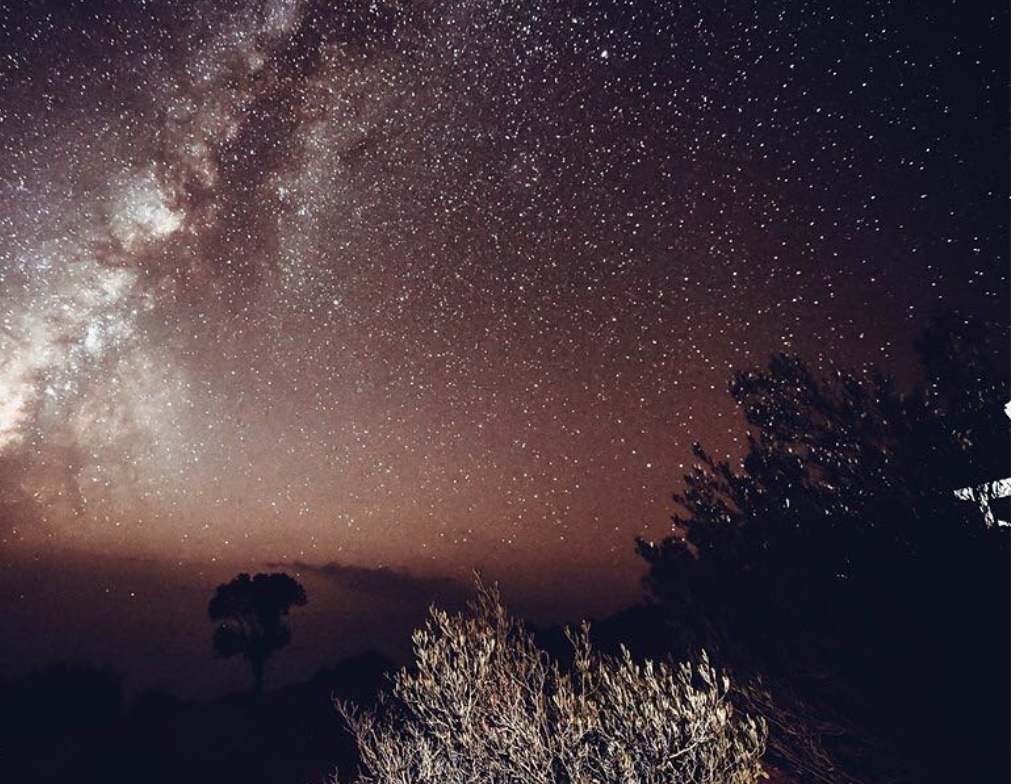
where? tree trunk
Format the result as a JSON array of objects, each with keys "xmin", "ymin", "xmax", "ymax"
[{"xmin": 251, "ymin": 656, "xmax": 266, "ymax": 696}]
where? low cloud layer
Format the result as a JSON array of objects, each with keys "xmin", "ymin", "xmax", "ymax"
[{"xmin": 267, "ymin": 561, "xmax": 472, "ymax": 605}]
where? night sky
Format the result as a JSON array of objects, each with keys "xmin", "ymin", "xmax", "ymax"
[{"xmin": 0, "ymin": 0, "xmax": 1009, "ymax": 695}]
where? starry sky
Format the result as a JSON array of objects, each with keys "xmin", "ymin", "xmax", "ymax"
[{"xmin": 0, "ymin": 0, "xmax": 1009, "ymax": 692}]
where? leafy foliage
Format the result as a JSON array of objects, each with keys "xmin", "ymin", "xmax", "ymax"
[
  {"xmin": 340, "ymin": 584, "xmax": 767, "ymax": 784},
  {"xmin": 208, "ymin": 572, "xmax": 307, "ymax": 694},
  {"xmin": 637, "ymin": 316, "xmax": 1009, "ymax": 782}
]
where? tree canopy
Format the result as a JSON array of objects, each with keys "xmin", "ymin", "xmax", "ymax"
[
  {"xmin": 637, "ymin": 316, "xmax": 1009, "ymax": 782},
  {"xmin": 208, "ymin": 572, "xmax": 308, "ymax": 695}
]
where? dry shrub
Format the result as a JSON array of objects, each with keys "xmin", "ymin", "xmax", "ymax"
[{"xmin": 338, "ymin": 585, "xmax": 766, "ymax": 784}]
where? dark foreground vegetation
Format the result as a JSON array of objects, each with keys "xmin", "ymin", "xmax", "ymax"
[
  {"xmin": 0, "ymin": 315, "xmax": 1008, "ymax": 783},
  {"xmin": 0, "ymin": 654, "xmax": 390, "ymax": 784},
  {"xmin": 635, "ymin": 315, "xmax": 1009, "ymax": 783}
]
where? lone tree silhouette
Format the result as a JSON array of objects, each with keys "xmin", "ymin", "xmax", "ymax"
[{"xmin": 208, "ymin": 572, "xmax": 307, "ymax": 695}]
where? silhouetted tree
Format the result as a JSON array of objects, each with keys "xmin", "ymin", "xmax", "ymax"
[
  {"xmin": 637, "ymin": 315, "xmax": 1009, "ymax": 783},
  {"xmin": 208, "ymin": 572, "xmax": 307, "ymax": 695}
]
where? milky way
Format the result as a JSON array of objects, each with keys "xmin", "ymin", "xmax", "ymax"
[{"xmin": 0, "ymin": 0, "xmax": 1009, "ymax": 598}]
